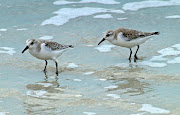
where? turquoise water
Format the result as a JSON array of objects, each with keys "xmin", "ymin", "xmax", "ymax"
[{"xmin": 0, "ymin": 0, "xmax": 180, "ymax": 114}]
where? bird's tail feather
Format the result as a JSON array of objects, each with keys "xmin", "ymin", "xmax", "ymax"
[
  {"xmin": 68, "ymin": 45, "xmax": 74, "ymax": 48},
  {"xmin": 152, "ymin": 32, "xmax": 160, "ymax": 35}
]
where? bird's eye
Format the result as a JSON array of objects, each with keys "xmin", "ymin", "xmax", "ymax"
[
  {"xmin": 30, "ymin": 42, "xmax": 34, "ymax": 45},
  {"xmin": 106, "ymin": 34, "xmax": 110, "ymax": 37}
]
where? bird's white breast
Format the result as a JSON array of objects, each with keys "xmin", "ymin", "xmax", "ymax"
[
  {"xmin": 110, "ymin": 32, "xmax": 152, "ymax": 48},
  {"xmin": 29, "ymin": 43, "xmax": 65, "ymax": 60}
]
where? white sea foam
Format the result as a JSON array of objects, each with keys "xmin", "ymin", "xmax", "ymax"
[
  {"xmin": 75, "ymin": 94, "xmax": 83, "ymax": 97},
  {"xmin": 139, "ymin": 104, "xmax": 170, "ymax": 114},
  {"xmin": 116, "ymin": 59, "xmax": 167, "ymax": 68},
  {"xmin": 165, "ymin": 15, "xmax": 180, "ymax": 19},
  {"xmin": 99, "ymin": 79, "xmax": 107, "ymax": 81},
  {"xmin": 36, "ymin": 83, "xmax": 53, "ymax": 87},
  {"xmin": 0, "ymin": 29, "xmax": 7, "ymax": 31},
  {"xmin": 83, "ymin": 112, "xmax": 96, "ymax": 115},
  {"xmin": 86, "ymin": 45, "xmax": 94, "ymax": 47},
  {"xmin": 104, "ymin": 85, "xmax": 118, "ymax": 89},
  {"xmin": 67, "ymin": 63, "xmax": 78, "ymax": 69},
  {"xmin": 117, "ymin": 18, "xmax": 127, "ymax": 20},
  {"xmin": 115, "ymin": 63, "xmax": 131, "ymax": 68},
  {"xmin": 158, "ymin": 47, "xmax": 180, "ymax": 56},
  {"xmin": 150, "ymin": 45, "xmax": 180, "ymax": 62},
  {"xmin": 150, "ymin": 55, "xmax": 167, "ymax": 61},
  {"xmin": 38, "ymin": 36, "xmax": 54, "ymax": 40},
  {"xmin": 138, "ymin": 61, "xmax": 167, "ymax": 67},
  {"xmin": 54, "ymin": 0, "xmax": 75, "ymax": 5},
  {"xmin": 108, "ymin": 10, "xmax": 125, "ymax": 14},
  {"xmin": 26, "ymin": 90, "xmax": 47, "ymax": 98},
  {"xmin": 0, "ymin": 112, "xmax": 6, "ymax": 115},
  {"xmin": 95, "ymin": 44, "xmax": 115, "ymax": 53},
  {"xmin": 147, "ymin": 44, "xmax": 180, "ymax": 66},
  {"xmin": 73, "ymin": 79, "xmax": 82, "ymax": 82},
  {"xmin": 172, "ymin": 44, "xmax": 180, "ymax": 50},
  {"xmin": 93, "ymin": 14, "xmax": 113, "ymax": 19},
  {"xmin": 42, "ymin": 7, "xmax": 124, "ymax": 26},
  {"xmin": 107, "ymin": 94, "xmax": 120, "ymax": 99},
  {"xmin": 54, "ymin": 0, "xmax": 120, "ymax": 5},
  {"xmin": 83, "ymin": 71, "xmax": 94, "ymax": 75},
  {"xmin": 130, "ymin": 113, "xmax": 146, "ymax": 115},
  {"xmin": 16, "ymin": 28, "xmax": 28, "ymax": 31},
  {"xmin": 0, "ymin": 47, "xmax": 16, "ymax": 55},
  {"xmin": 167, "ymin": 57, "xmax": 180, "ymax": 63},
  {"xmin": 122, "ymin": 0, "xmax": 180, "ymax": 11}
]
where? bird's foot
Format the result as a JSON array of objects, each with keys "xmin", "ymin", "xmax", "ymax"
[
  {"xmin": 134, "ymin": 55, "xmax": 138, "ymax": 60},
  {"xmin": 43, "ymin": 69, "xmax": 47, "ymax": 74},
  {"xmin": 56, "ymin": 71, "xmax": 59, "ymax": 76}
]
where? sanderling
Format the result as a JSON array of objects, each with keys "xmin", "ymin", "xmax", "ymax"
[
  {"xmin": 98, "ymin": 28, "xmax": 159, "ymax": 61},
  {"xmin": 22, "ymin": 39, "xmax": 73, "ymax": 75}
]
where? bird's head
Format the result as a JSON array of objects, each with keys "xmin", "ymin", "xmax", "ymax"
[
  {"xmin": 98, "ymin": 30, "xmax": 114, "ymax": 45},
  {"xmin": 22, "ymin": 39, "xmax": 37, "ymax": 53}
]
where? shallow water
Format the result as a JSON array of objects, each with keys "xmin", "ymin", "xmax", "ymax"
[{"xmin": 0, "ymin": 0, "xmax": 180, "ymax": 114}]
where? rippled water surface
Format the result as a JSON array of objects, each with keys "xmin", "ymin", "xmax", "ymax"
[{"xmin": 0, "ymin": 0, "xmax": 180, "ymax": 114}]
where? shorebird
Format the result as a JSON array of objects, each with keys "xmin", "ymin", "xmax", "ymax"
[
  {"xmin": 22, "ymin": 39, "xmax": 73, "ymax": 75},
  {"xmin": 98, "ymin": 28, "xmax": 159, "ymax": 61}
]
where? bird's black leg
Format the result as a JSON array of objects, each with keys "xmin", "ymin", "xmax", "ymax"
[
  {"xmin": 129, "ymin": 48, "xmax": 132, "ymax": 61},
  {"xmin": 54, "ymin": 60, "xmax": 58, "ymax": 76},
  {"xmin": 134, "ymin": 45, "xmax": 140, "ymax": 60},
  {"xmin": 43, "ymin": 60, "xmax": 48, "ymax": 72}
]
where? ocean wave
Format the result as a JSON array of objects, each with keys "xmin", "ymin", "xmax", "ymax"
[
  {"xmin": 95, "ymin": 44, "xmax": 115, "ymax": 53},
  {"xmin": 0, "ymin": 112, "xmax": 6, "ymax": 115},
  {"xmin": 0, "ymin": 29, "xmax": 7, "ymax": 32},
  {"xmin": 107, "ymin": 94, "xmax": 121, "ymax": 99},
  {"xmin": 36, "ymin": 83, "xmax": 53, "ymax": 87},
  {"xmin": 165, "ymin": 15, "xmax": 180, "ymax": 19},
  {"xmin": 167, "ymin": 57, "xmax": 180, "ymax": 63},
  {"xmin": 54, "ymin": 0, "xmax": 120, "ymax": 5},
  {"xmin": 117, "ymin": 18, "xmax": 127, "ymax": 21},
  {"xmin": 41, "ymin": 7, "xmax": 124, "ymax": 26},
  {"xmin": 83, "ymin": 71, "xmax": 94, "ymax": 75},
  {"xmin": 0, "ymin": 47, "xmax": 16, "ymax": 55},
  {"xmin": 26, "ymin": 90, "xmax": 47, "ymax": 98},
  {"xmin": 139, "ymin": 104, "xmax": 170, "ymax": 114},
  {"xmin": 38, "ymin": 36, "xmax": 54, "ymax": 40},
  {"xmin": 67, "ymin": 63, "xmax": 78, "ymax": 69},
  {"xmin": 73, "ymin": 79, "xmax": 82, "ymax": 82},
  {"xmin": 16, "ymin": 28, "xmax": 28, "ymax": 31},
  {"xmin": 138, "ymin": 61, "xmax": 167, "ymax": 68},
  {"xmin": 149, "ymin": 43, "xmax": 180, "ymax": 65},
  {"xmin": 104, "ymin": 85, "xmax": 118, "ymax": 89},
  {"xmin": 122, "ymin": 0, "xmax": 180, "ymax": 11},
  {"xmin": 93, "ymin": 14, "xmax": 113, "ymax": 19},
  {"xmin": 83, "ymin": 112, "xmax": 97, "ymax": 115},
  {"xmin": 151, "ymin": 45, "xmax": 180, "ymax": 62},
  {"xmin": 115, "ymin": 43, "xmax": 180, "ymax": 68}
]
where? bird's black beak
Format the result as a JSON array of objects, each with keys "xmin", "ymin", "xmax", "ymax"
[
  {"xmin": 22, "ymin": 46, "xmax": 29, "ymax": 53},
  {"xmin": 98, "ymin": 38, "xmax": 105, "ymax": 45}
]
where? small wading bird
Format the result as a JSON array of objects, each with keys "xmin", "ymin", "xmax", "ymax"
[
  {"xmin": 98, "ymin": 28, "xmax": 159, "ymax": 61},
  {"xmin": 22, "ymin": 39, "xmax": 73, "ymax": 75}
]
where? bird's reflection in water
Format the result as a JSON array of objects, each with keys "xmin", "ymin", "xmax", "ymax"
[
  {"xmin": 107, "ymin": 77, "xmax": 151, "ymax": 96},
  {"xmin": 25, "ymin": 72, "xmax": 65, "ymax": 114},
  {"xmin": 44, "ymin": 71, "xmax": 59, "ymax": 86},
  {"xmin": 26, "ymin": 72, "xmax": 64, "ymax": 97}
]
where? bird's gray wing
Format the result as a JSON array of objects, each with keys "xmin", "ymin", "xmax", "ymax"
[
  {"xmin": 117, "ymin": 28, "xmax": 156, "ymax": 41},
  {"xmin": 45, "ymin": 41, "xmax": 73, "ymax": 51}
]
